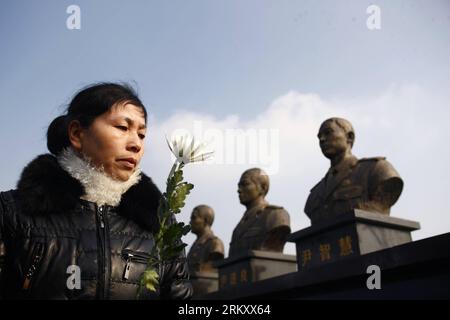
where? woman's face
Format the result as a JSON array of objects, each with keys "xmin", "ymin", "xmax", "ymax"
[{"xmin": 69, "ymin": 103, "xmax": 147, "ymax": 181}]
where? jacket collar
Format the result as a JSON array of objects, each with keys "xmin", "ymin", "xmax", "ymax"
[{"xmin": 16, "ymin": 153, "xmax": 161, "ymax": 232}]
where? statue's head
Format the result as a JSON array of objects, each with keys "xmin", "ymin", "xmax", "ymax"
[
  {"xmin": 318, "ymin": 117, "xmax": 355, "ymax": 160},
  {"xmin": 190, "ymin": 205, "xmax": 215, "ymax": 235},
  {"xmin": 238, "ymin": 168, "xmax": 269, "ymax": 205}
]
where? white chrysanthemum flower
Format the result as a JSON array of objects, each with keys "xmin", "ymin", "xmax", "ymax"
[{"xmin": 166, "ymin": 134, "xmax": 214, "ymax": 164}]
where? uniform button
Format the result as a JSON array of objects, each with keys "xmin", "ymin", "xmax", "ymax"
[{"xmin": 324, "ymin": 205, "xmax": 328, "ymax": 209}]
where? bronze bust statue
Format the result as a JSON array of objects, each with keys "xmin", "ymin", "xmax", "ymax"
[
  {"xmin": 229, "ymin": 168, "xmax": 291, "ymax": 257},
  {"xmin": 187, "ymin": 205, "xmax": 224, "ymax": 273},
  {"xmin": 305, "ymin": 117, "xmax": 403, "ymax": 225}
]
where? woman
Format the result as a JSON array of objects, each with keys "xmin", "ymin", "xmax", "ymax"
[{"xmin": 0, "ymin": 83, "xmax": 192, "ymax": 299}]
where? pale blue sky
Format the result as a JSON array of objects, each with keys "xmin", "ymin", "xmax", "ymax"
[
  {"xmin": 2, "ymin": 1, "xmax": 449, "ymax": 121},
  {"xmin": 1, "ymin": 1, "xmax": 449, "ymax": 251}
]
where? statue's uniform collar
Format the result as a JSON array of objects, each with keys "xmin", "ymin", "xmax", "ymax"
[
  {"xmin": 242, "ymin": 200, "xmax": 269, "ymax": 222},
  {"xmin": 194, "ymin": 230, "xmax": 215, "ymax": 245},
  {"xmin": 328, "ymin": 154, "xmax": 358, "ymax": 176}
]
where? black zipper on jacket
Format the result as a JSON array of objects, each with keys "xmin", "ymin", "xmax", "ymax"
[
  {"xmin": 22, "ymin": 243, "xmax": 45, "ymax": 290},
  {"xmin": 96, "ymin": 205, "xmax": 111, "ymax": 299},
  {"xmin": 121, "ymin": 250, "xmax": 151, "ymax": 280}
]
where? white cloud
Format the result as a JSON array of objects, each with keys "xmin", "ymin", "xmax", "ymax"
[{"xmin": 141, "ymin": 84, "xmax": 450, "ymax": 256}]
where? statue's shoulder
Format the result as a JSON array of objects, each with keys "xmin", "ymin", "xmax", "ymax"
[
  {"xmin": 206, "ymin": 234, "xmax": 225, "ymax": 253},
  {"xmin": 265, "ymin": 205, "xmax": 289, "ymax": 220},
  {"xmin": 266, "ymin": 204, "xmax": 284, "ymax": 210},
  {"xmin": 358, "ymin": 156, "xmax": 401, "ymax": 181},
  {"xmin": 359, "ymin": 156, "xmax": 398, "ymax": 172},
  {"xmin": 358, "ymin": 156, "xmax": 386, "ymax": 163},
  {"xmin": 357, "ymin": 157, "xmax": 389, "ymax": 171},
  {"xmin": 264, "ymin": 204, "xmax": 290, "ymax": 229}
]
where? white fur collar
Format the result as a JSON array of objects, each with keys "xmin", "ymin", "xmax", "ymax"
[{"xmin": 57, "ymin": 147, "xmax": 141, "ymax": 207}]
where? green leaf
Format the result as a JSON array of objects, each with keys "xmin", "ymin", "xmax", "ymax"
[
  {"xmin": 141, "ymin": 269, "xmax": 159, "ymax": 292},
  {"xmin": 138, "ymin": 157, "xmax": 201, "ymax": 298},
  {"xmin": 161, "ymin": 243, "xmax": 188, "ymax": 260},
  {"xmin": 162, "ymin": 223, "xmax": 183, "ymax": 244},
  {"xmin": 182, "ymin": 224, "xmax": 191, "ymax": 235},
  {"xmin": 168, "ymin": 183, "xmax": 194, "ymax": 214},
  {"xmin": 167, "ymin": 168, "xmax": 184, "ymax": 195}
]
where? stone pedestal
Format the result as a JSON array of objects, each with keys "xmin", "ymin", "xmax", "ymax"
[
  {"xmin": 204, "ymin": 232, "xmax": 450, "ymax": 300},
  {"xmin": 287, "ymin": 209, "xmax": 420, "ymax": 271},
  {"xmin": 214, "ymin": 250, "xmax": 297, "ymax": 290},
  {"xmin": 190, "ymin": 271, "xmax": 219, "ymax": 298}
]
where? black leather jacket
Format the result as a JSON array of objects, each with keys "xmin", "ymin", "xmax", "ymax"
[{"xmin": 0, "ymin": 154, "xmax": 192, "ymax": 300}]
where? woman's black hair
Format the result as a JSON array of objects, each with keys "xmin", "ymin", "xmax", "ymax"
[{"xmin": 47, "ymin": 82, "xmax": 147, "ymax": 155}]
